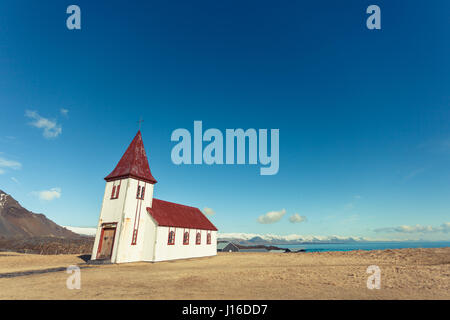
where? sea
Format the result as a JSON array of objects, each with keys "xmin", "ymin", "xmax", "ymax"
[{"xmin": 281, "ymin": 241, "xmax": 450, "ymax": 252}]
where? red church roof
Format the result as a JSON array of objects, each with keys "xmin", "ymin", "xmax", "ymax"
[
  {"xmin": 105, "ymin": 131, "xmax": 157, "ymax": 184},
  {"xmin": 147, "ymin": 199, "xmax": 218, "ymax": 231}
]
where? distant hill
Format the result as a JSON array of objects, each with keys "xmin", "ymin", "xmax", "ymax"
[{"xmin": 0, "ymin": 189, "xmax": 79, "ymax": 239}]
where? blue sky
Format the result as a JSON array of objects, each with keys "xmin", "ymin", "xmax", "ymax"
[{"xmin": 0, "ymin": 1, "xmax": 449, "ymax": 240}]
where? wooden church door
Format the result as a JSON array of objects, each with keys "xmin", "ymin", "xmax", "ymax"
[{"xmin": 97, "ymin": 227, "xmax": 116, "ymax": 260}]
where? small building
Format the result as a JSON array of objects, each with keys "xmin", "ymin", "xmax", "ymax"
[
  {"xmin": 91, "ymin": 131, "xmax": 218, "ymax": 263},
  {"xmin": 217, "ymin": 242, "xmax": 240, "ymax": 252}
]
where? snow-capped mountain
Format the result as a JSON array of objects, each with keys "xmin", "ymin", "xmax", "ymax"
[
  {"xmin": 0, "ymin": 189, "xmax": 78, "ymax": 238},
  {"xmin": 218, "ymin": 232, "xmax": 368, "ymax": 245},
  {"xmin": 63, "ymin": 226, "xmax": 97, "ymax": 237}
]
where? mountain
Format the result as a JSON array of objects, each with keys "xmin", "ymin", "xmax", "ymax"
[
  {"xmin": 218, "ymin": 232, "xmax": 368, "ymax": 245},
  {"xmin": 0, "ymin": 189, "xmax": 79, "ymax": 239}
]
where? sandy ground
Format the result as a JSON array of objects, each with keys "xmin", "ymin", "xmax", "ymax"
[{"xmin": 0, "ymin": 247, "xmax": 449, "ymax": 300}]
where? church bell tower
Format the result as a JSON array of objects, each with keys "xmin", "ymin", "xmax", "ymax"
[{"xmin": 91, "ymin": 130, "xmax": 157, "ymax": 262}]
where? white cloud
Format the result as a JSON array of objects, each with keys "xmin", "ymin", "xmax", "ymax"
[
  {"xmin": 25, "ymin": 110, "xmax": 62, "ymax": 138},
  {"xmin": 441, "ymin": 222, "xmax": 450, "ymax": 233},
  {"xmin": 0, "ymin": 157, "xmax": 22, "ymax": 174},
  {"xmin": 34, "ymin": 188, "xmax": 62, "ymax": 201},
  {"xmin": 11, "ymin": 177, "xmax": 19, "ymax": 184},
  {"xmin": 203, "ymin": 207, "xmax": 215, "ymax": 215},
  {"xmin": 374, "ymin": 222, "xmax": 450, "ymax": 234},
  {"xmin": 289, "ymin": 213, "xmax": 307, "ymax": 224},
  {"xmin": 257, "ymin": 209, "xmax": 286, "ymax": 224},
  {"xmin": 0, "ymin": 157, "xmax": 22, "ymax": 170},
  {"xmin": 60, "ymin": 108, "xmax": 69, "ymax": 117}
]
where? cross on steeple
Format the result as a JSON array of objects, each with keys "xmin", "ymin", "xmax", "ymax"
[{"xmin": 137, "ymin": 117, "xmax": 144, "ymax": 130}]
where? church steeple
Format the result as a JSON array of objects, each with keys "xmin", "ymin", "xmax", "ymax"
[{"xmin": 104, "ymin": 131, "xmax": 157, "ymax": 184}]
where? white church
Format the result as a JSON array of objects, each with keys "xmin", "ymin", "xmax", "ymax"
[{"xmin": 91, "ymin": 131, "xmax": 218, "ymax": 263}]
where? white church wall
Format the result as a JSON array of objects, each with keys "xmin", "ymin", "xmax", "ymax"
[
  {"xmin": 92, "ymin": 177, "xmax": 157, "ymax": 263},
  {"xmin": 114, "ymin": 178, "xmax": 155, "ymax": 263},
  {"xmin": 153, "ymin": 226, "xmax": 217, "ymax": 262},
  {"xmin": 140, "ymin": 215, "xmax": 158, "ymax": 261},
  {"xmin": 91, "ymin": 179, "xmax": 129, "ymax": 261}
]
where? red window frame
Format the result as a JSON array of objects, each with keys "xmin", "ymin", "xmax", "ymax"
[
  {"xmin": 196, "ymin": 231, "xmax": 201, "ymax": 245},
  {"xmin": 136, "ymin": 186, "xmax": 141, "ymax": 199},
  {"xmin": 183, "ymin": 229, "xmax": 189, "ymax": 245},
  {"xmin": 136, "ymin": 185, "xmax": 146, "ymax": 200},
  {"xmin": 207, "ymin": 232, "xmax": 211, "ymax": 245},
  {"xmin": 110, "ymin": 183, "xmax": 120, "ymax": 199},
  {"xmin": 167, "ymin": 228, "xmax": 176, "ymax": 245}
]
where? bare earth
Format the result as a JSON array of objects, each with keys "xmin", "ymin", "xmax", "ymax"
[{"xmin": 0, "ymin": 247, "xmax": 449, "ymax": 299}]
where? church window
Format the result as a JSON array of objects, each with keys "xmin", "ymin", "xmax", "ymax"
[
  {"xmin": 168, "ymin": 229, "xmax": 175, "ymax": 245},
  {"xmin": 183, "ymin": 230, "xmax": 189, "ymax": 245},
  {"xmin": 136, "ymin": 185, "xmax": 145, "ymax": 200},
  {"xmin": 207, "ymin": 232, "xmax": 211, "ymax": 244},
  {"xmin": 111, "ymin": 184, "xmax": 120, "ymax": 199},
  {"xmin": 196, "ymin": 231, "xmax": 201, "ymax": 245}
]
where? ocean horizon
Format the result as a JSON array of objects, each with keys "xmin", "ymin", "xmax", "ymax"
[{"xmin": 280, "ymin": 241, "xmax": 450, "ymax": 252}]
